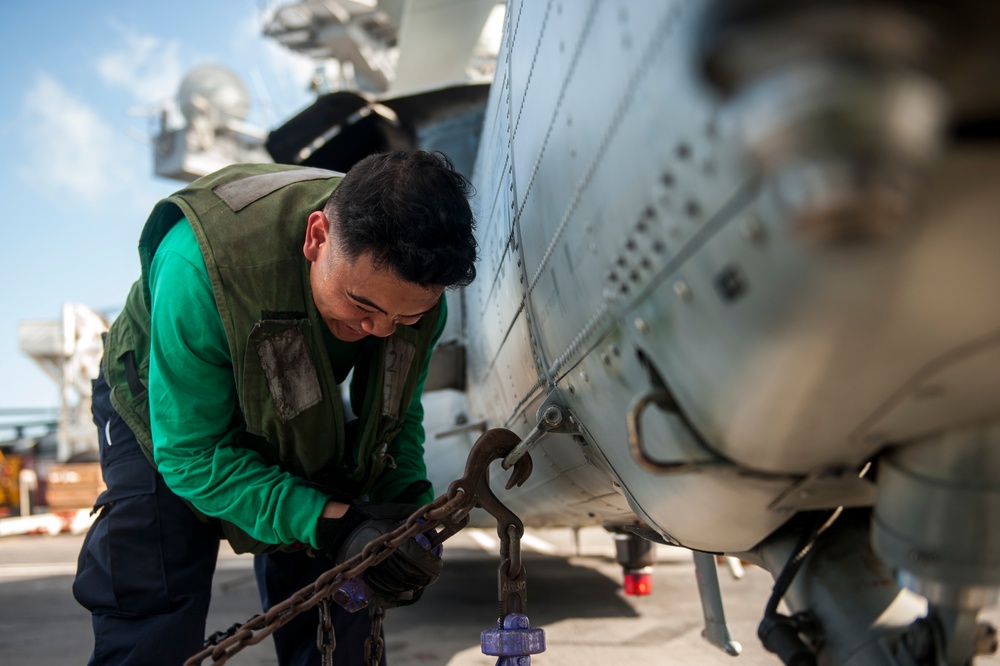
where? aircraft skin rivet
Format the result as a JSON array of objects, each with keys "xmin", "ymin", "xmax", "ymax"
[
  {"xmin": 674, "ymin": 280, "xmax": 692, "ymax": 301},
  {"xmin": 634, "ymin": 318, "xmax": 649, "ymax": 335}
]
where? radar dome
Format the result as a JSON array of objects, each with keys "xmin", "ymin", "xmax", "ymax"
[{"xmin": 177, "ymin": 64, "xmax": 251, "ymax": 128}]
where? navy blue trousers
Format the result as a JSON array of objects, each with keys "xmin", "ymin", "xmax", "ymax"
[{"xmin": 73, "ymin": 369, "xmax": 384, "ymax": 665}]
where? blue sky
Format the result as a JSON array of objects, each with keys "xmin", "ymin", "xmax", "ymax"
[{"xmin": 0, "ymin": 1, "xmax": 317, "ymax": 410}]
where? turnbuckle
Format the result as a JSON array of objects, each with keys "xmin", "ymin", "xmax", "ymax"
[{"xmin": 482, "ymin": 613, "xmax": 546, "ymax": 666}]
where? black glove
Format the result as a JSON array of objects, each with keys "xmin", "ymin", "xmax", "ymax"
[
  {"xmin": 349, "ymin": 529, "xmax": 443, "ymax": 607},
  {"xmin": 316, "ymin": 501, "xmax": 443, "ymax": 608},
  {"xmin": 315, "ymin": 501, "xmax": 416, "ymax": 561}
]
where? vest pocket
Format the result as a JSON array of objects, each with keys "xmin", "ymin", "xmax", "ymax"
[
  {"xmin": 241, "ymin": 319, "xmax": 340, "ymax": 480},
  {"xmin": 382, "ymin": 336, "xmax": 416, "ymax": 420},
  {"xmin": 243, "ymin": 320, "xmax": 322, "ymax": 433},
  {"xmin": 256, "ymin": 323, "xmax": 322, "ymax": 422}
]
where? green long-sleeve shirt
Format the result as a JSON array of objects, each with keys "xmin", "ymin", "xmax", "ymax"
[{"xmin": 147, "ymin": 220, "xmax": 443, "ymax": 549}]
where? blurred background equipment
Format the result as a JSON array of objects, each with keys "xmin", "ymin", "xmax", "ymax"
[
  {"xmin": 154, "ymin": 63, "xmax": 272, "ymax": 181},
  {"xmin": 2, "ymin": 303, "xmax": 109, "ymax": 535}
]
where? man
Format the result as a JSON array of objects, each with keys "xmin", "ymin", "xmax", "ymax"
[{"xmin": 73, "ymin": 151, "xmax": 478, "ymax": 665}]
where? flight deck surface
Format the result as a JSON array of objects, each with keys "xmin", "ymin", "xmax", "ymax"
[{"xmin": 2, "ymin": 527, "xmax": 778, "ymax": 665}]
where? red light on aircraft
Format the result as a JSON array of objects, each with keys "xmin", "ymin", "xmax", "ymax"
[{"xmin": 623, "ymin": 569, "xmax": 653, "ymax": 596}]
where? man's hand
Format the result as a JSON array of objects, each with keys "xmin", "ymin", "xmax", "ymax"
[{"xmin": 315, "ymin": 501, "xmax": 443, "ymax": 608}]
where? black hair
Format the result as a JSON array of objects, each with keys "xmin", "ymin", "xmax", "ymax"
[{"xmin": 323, "ymin": 150, "xmax": 478, "ymax": 288}]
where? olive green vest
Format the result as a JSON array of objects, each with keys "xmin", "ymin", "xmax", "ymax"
[{"xmin": 103, "ymin": 163, "xmax": 442, "ymax": 553}]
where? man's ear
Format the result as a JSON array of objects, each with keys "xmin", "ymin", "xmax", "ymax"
[{"xmin": 303, "ymin": 211, "xmax": 329, "ymax": 262}]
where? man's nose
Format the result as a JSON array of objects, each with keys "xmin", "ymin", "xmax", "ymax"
[{"xmin": 361, "ymin": 316, "xmax": 396, "ymax": 338}]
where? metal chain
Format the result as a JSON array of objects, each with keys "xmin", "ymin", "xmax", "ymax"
[
  {"xmin": 183, "ymin": 490, "xmax": 472, "ymax": 666},
  {"xmin": 317, "ymin": 598, "xmax": 335, "ymax": 666},
  {"xmin": 185, "ymin": 428, "xmax": 531, "ymax": 666},
  {"xmin": 366, "ymin": 606, "xmax": 386, "ymax": 666},
  {"xmin": 204, "ymin": 621, "xmax": 250, "ymax": 648}
]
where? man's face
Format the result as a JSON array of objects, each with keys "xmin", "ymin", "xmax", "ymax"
[{"xmin": 304, "ymin": 211, "xmax": 443, "ymax": 342}]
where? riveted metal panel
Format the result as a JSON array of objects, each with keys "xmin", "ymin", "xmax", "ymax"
[
  {"xmin": 466, "ymin": 0, "xmax": 1000, "ymax": 555},
  {"xmin": 637, "ymin": 149, "xmax": 1000, "ymax": 475},
  {"xmin": 466, "ymin": 0, "xmax": 798, "ymax": 548},
  {"xmin": 465, "ymin": 0, "xmax": 547, "ymax": 430},
  {"xmin": 507, "ymin": 1, "xmax": 747, "ymax": 382}
]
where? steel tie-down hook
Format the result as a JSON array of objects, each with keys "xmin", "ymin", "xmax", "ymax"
[{"xmin": 462, "ymin": 429, "xmax": 546, "ymax": 664}]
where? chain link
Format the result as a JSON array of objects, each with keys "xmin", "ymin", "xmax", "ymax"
[
  {"xmin": 366, "ymin": 606, "xmax": 386, "ymax": 666},
  {"xmin": 317, "ymin": 599, "xmax": 335, "ymax": 666},
  {"xmin": 506, "ymin": 523, "xmax": 523, "ymax": 579}
]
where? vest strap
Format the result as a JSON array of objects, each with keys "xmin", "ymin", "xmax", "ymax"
[{"xmin": 122, "ymin": 350, "xmax": 146, "ymax": 398}]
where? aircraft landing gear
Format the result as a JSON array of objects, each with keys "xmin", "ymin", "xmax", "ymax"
[{"xmin": 614, "ymin": 532, "xmax": 655, "ymax": 596}]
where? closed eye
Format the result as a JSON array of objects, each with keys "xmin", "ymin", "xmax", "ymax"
[{"xmin": 346, "ymin": 291, "xmax": 430, "ymax": 324}]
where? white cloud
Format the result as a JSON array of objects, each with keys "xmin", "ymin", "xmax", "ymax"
[
  {"xmin": 96, "ymin": 21, "xmax": 184, "ymax": 107},
  {"xmin": 94, "ymin": 13, "xmax": 314, "ymax": 132},
  {"xmin": 18, "ymin": 74, "xmax": 138, "ymax": 206}
]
